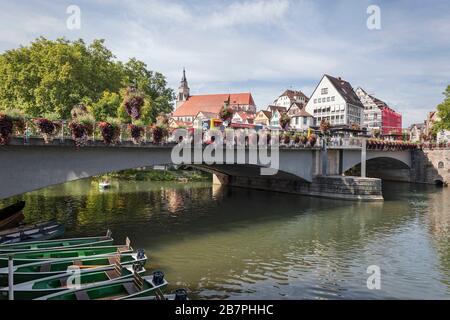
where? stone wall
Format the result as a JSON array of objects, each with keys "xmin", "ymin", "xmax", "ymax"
[
  {"xmin": 224, "ymin": 175, "xmax": 383, "ymax": 201},
  {"xmin": 411, "ymin": 149, "xmax": 450, "ymax": 185}
]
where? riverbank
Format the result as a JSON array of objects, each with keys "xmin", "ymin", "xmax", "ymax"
[{"xmin": 96, "ymin": 168, "xmax": 212, "ymax": 182}]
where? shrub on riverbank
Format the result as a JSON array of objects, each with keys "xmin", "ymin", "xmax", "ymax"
[{"xmin": 101, "ymin": 168, "xmax": 212, "ymax": 182}]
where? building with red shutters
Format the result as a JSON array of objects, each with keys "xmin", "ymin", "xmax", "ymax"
[{"xmin": 356, "ymin": 87, "xmax": 402, "ymax": 138}]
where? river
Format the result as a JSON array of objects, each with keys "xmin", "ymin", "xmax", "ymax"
[{"xmin": 1, "ymin": 178, "xmax": 449, "ymax": 299}]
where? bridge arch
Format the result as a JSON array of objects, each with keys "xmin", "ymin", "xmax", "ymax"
[{"xmin": 0, "ymin": 143, "xmax": 314, "ymax": 200}]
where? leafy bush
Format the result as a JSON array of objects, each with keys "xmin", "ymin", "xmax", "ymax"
[
  {"xmin": 219, "ymin": 105, "xmax": 234, "ymax": 123},
  {"xmin": 280, "ymin": 113, "xmax": 291, "ymax": 130}
]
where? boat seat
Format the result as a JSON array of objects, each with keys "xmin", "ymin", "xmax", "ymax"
[
  {"xmin": 73, "ymin": 260, "xmax": 82, "ymax": 266},
  {"xmin": 40, "ymin": 263, "xmax": 51, "ymax": 272},
  {"xmin": 123, "ymin": 283, "xmax": 138, "ymax": 295},
  {"xmin": 117, "ymin": 246, "xmax": 128, "ymax": 253},
  {"xmin": 106, "ymin": 269, "xmax": 121, "ymax": 280},
  {"xmin": 108, "ymin": 257, "xmax": 116, "ymax": 265},
  {"xmin": 75, "ymin": 290, "xmax": 90, "ymax": 301}
]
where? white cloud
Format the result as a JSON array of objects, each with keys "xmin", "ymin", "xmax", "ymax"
[
  {"xmin": 0, "ymin": 0, "xmax": 448, "ymax": 126},
  {"xmin": 205, "ymin": 0, "xmax": 290, "ymax": 28}
]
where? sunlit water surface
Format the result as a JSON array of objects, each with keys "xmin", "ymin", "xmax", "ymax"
[{"xmin": 2, "ymin": 179, "xmax": 450, "ymax": 299}]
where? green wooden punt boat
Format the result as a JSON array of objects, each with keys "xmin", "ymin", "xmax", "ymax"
[
  {"xmin": 0, "ymin": 261, "xmax": 146, "ymax": 300},
  {"xmin": 0, "ymin": 230, "xmax": 113, "ymax": 253},
  {"xmin": 0, "ymin": 250, "xmax": 147, "ymax": 286},
  {"xmin": 0, "ymin": 238, "xmax": 133, "ymax": 268},
  {"xmin": 36, "ymin": 271, "xmax": 168, "ymax": 300}
]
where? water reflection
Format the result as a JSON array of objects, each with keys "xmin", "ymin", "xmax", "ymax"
[{"xmin": 1, "ymin": 179, "xmax": 449, "ymax": 299}]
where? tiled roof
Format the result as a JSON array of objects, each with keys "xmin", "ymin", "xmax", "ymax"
[
  {"xmin": 325, "ymin": 75, "xmax": 364, "ymax": 108},
  {"xmin": 237, "ymin": 111, "xmax": 255, "ymax": 120},
  {"xmin": 173, "ymin": 93, "xmax": 255, "ymax": 117},
  {"xmin": 279, "ymin": 89, "xmax": 309, "ymax": 102},
  {"xmin": 267, "ymin": 105, "xmax": 287, "ymax": 113},
  {"xmin": 257, "ymin": 110, "xmax": 272, "ymax": 119},
  {"xmin": 195, "ymin": 111, "xmax": 219, "ymax": 119},
  {"xmin": 291, "ymin": 108, "xmax": 313, "ymax": 118}
]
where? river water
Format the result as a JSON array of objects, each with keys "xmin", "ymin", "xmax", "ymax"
[{"xmin": 1, "ymin": 179, "xmax": 449, "ymax": 299}]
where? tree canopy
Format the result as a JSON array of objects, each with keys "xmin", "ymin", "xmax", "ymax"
[
  {"xmin": 0, "ymin": 37, "xmax": 174, "ymax": 123},
  {"xmin": 434, "ymin": 85, "xmax": 450, "ymax": 132}
]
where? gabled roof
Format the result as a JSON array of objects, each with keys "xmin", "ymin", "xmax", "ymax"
[
  {"xmin": 236, "ymin": 111, "xmax": 255, "ymax": 120},
  {"xmin": 257, "ymin": 110, "xmax": 272, "ymax": 119},
  {"xmin": 291, "ymin": 108, "xmax": 313, "ymax": 118},
  {"xmin": 278, "ymin": 89, "xmax": 309, "ymax": 102},
  {"xmin": 229, "ymin": 93, "xmax": 255, "ymax": 106},
  {"xmin": 325, "ymin": 74, "xmax": 364, "ymax": 108},
  {"xmin": 409, "ymin": 123, "xmax": 425, "ymax": 130},
  {"xmin": 267, "ymin": 105, "xmax": 287, "ymax": 113},
  {"xmin": 287, "ymin": 102, "xmax": 306, "ymax": 113},
  {"xmin": 173, "ymin": 93, "xmax": 255, "ymax": 117},
  {"xmin": 195, "ymin": 111, "xmax": 219, "ymax": 119}
]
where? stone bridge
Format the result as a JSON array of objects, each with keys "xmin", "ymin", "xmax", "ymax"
[{"xmin": 0, "ymin": 138, "xmax": 416, "ymax": 201}]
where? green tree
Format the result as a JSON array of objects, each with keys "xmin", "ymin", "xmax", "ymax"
[
  {"xmin": 434, "ymin": 85, "xmax": 450, "ymax": 131},
  {"xmin": 122, "ymin": 58, "xmax": 174, "ymax": 123},
  {"xmin": 89, "ymin": 91, "xmax": 121, "ymax": 121},
  {"xmin": 0, "ymin": 38, "xmax": 174, "ymax": 121}
]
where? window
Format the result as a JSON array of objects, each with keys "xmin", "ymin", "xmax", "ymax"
[
  {"xmin": 321, "ymin": 88, "xmax": 328, "ymax": 95},
  {"xmin": 314, "ymin": 99, "xmax": 317, "ymax": 103},
  {"xmin": 327, "ymin": 97, "xmax": 330, "ymax": 102},
  {"xmin": 318, "ymin": 98, "xmax": 321, "ymax": 103},
  {"xmin": 331, "ymin": 96, "xmax": 335, "ymax": 101}
]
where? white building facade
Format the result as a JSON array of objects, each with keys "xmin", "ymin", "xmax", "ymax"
[
  {"xmin": 305, "ymin": 75, "xmax": 364, "ymax": 127},
  {"xmin": 274, "ymin": 90, "xmax": 309, "ymax": 109}
]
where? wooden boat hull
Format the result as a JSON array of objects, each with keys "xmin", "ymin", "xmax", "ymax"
[
  {"xmin": 0, "ymin": 201, "xmax": 25, "ymax": 220},
  {"xmin": 0, "ymin": 219, "xmax": 58, "ymax": 237},
  {"xmin": 0, "ymin": 264, "xmax": 146, "ymax": 300},
  {"xmin": 0, "ymin": 224, "xmax": 65, "ymax": 245},
  {"xmin": 0, "ymin": 231, "xmax": 113, "ymax": 253},
  {"xmin": 0, "ymin": 251, "xmax": 147, "ymax": 286},
  {"xmin": 0, "ymin": 243, "xmax": 133, "ymax": 268},
  {"xmin": 36, "ymin": 274, "xmax": 167, "ymax": 300},
  {"xmin": 0, "ymin": 212, "xmax": 25, "ymax": 231}
]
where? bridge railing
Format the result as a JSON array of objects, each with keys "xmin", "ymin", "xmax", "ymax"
[{"xmin": 1, "ymin": 116, "xmax": 419, "ymax": 151}]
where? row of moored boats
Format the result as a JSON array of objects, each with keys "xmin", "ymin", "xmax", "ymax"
[{"xmin": 0, "ymin": 202, "xmax": 188, "ymax": 300}]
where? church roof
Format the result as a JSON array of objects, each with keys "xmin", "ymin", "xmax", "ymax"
[{"xmin": 173, "ymin": 93, "xmax": 255, "ymax": 117}]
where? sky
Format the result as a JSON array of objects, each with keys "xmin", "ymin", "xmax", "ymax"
[{"xmin": 0, "ymin": 0, "xmax": 449, "ymax": 127}]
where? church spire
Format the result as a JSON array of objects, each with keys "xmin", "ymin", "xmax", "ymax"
[{"xmin": 176, "ymin": 68, "xmax": 190, "ymax": 109}]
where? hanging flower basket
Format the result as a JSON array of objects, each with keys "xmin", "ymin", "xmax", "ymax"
[
  {"xmin": 0, "ymin": 114, "xmax": 13, "ymax": 145},
  {"xmin": 33, "ymin": 118, "xmax": 58, "ymax": 144},
  {"xmin": 152, "ymin": 125, "xmax": 168, "ymax": 144},
  {"xmin": 98, "ymin": 121, "xmax": 121, "ymax": 145},
  {"xmin": 124, "ymin": 86, "xmax": 144, "ymax": 121},
  {"xmin": 128, "ymin": 124, "xmax": 144, "ymax": 145},
  {"xmin": 69, "ymin": 121, "xmax": 89, "ymax": 147},
  {"xmin": 308, "ymin": 134, "xmax": 317, "ymax": 147}
]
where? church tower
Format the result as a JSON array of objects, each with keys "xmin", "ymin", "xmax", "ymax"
[{"xmin": 176, "ymin": 68, "xmax": 190, "ymax": 109}]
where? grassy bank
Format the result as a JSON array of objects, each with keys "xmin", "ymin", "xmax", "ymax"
[{"xmin": 98, "ymin": 168, "xmax": 212, "ymax": 182}]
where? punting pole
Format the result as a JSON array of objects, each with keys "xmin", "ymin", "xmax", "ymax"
[{"xmin": 8, "ymin": 255, "xmax": 14, "ymax": 301}]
